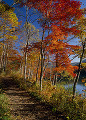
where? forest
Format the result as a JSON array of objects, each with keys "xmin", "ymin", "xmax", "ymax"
[{"xmin": 0, "ymin": 0, "xmax": 86, "ymax": 120}]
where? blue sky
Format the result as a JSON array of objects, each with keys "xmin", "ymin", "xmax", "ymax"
[{"xmin": 2, "ymin": 0, "xmax": 86, "ymax": 63}]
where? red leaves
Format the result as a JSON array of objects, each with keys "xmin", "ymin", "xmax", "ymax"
[
  {"xmin": 66, "ymin": 65, "xmax": 78, "ymax": 77},
  {"xmin": 20, "ymin": 0, "xmax": 82, "ymax": 78},
  {"xmin": 45, "ymin": 37, "xmax": 79, "ymax": 77},
  {"xmin": 23, "ymin": 0, "xmax": 82, "ymax": 22}
]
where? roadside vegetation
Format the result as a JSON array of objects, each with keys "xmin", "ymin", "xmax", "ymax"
[
  {"xmin": 1, "ymin": 70, "xmax": 85, "ymax": 120},
  {"xmin": 0, "ymin": 0, "xmax": 86, "ymax": 120},
  {"xmin": 0, "ymin": 88, "xmax": 14, "ymax": 120}
]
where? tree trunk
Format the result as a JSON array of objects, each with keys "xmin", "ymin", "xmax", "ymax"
[
  {"xmin": 1, "ymin": 54, "xmax": 3, "ymax": 68},
  {"xmin": 24, "ymin": 47, "xmax": 27, "ymax": 83},
  {"xmin": 6, "ymin": 44, "xmax": 9, "ymax": 66},
  {"xmin": 5, "ymin": 45, "xmax": 7, "ymax": 69},
  {"xmin": 39, "ymin": 29, "xmax": 45, "ymax": 90},
  {"xmin": 50, "ymin": 68, "xmax": 52, "ymax": 81},
  {"xmin": 54, "ymin": 75, "xmax": 56, "ymax": 85},
  {"xmin": 39, "ymin": 20, "xmax": 50, "ymax": 90},
  {"xmin": 2, "ymin": 25, "xmax": 6, "ymax": 72},
  {"xmin": 24, "ymin": 2, "xmax": 29, "ymax": 83},
  {"xmin": 73, "ymin": 40, "xmax": 85, "ymax": 99},
  {"xmin": 54, "ymin": 72, "xmax": 58, "ymax": 85},
  {"xmin": 54, "ymin": 53, "xmax": 58, "ymax": 85},
  {"xmin": 28, "ymin": 68, "xmax": 30, "ymax": 79},
  {"xmin": 21, "ymin": 65, "xmax": 23, "ymax": 75},
  {"xmin": 36, "ymin": 55, "xmax": 40, "ymax": 82}
]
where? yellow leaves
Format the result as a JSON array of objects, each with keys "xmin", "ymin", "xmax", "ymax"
[
  {"xmin": 13, "ymin": 35, "xmax": 18, "ymax": 40},
  {"xmin": 5, "ymin": 35, "xmax": 18, "ymax": 40},
  {"xmin": 12, "ymin": 27, "xmax": 15, "ymax": 32},
  {"xmin": 0, "ymin": 42, "xmax": 4, "ymax": 46},
  {"xmin": 0, "ymin": 2, "xmax": 18, "ymax": 48},
  {"xmin": 24, "ymin": 22, "xmax": 34, "ymax": 31},
  {"xmin": 81, "ymin": 63, "xmax": 86, "ymax": 69},
  {"xmin": 84, "ymin": 83, "xmax": 86, "ymax": 86},
  {"xmin": 82, "ymin": 79, "xmax": 85, "ymax": 83},
  {"xmin": 0, "ymin": 3, "xmax": 5, "ymax": 13},
  {"xmin": 6, "ymin": 11, "xmax": 18, "ymax": 27},
  {"xmin": 28, "ymin": 23, "xmax": 31, "ymax": 30},
  {"xmin": 75, "ymin": 15, "xmax": 86, "ymax": 39},
  {"xmin": 31, "ymin": 24, "xmax": 35, "ymax": 31},
  {"xmin": 1, "ymin": 3, "xmax": 18, "ymax": 27},
  {"xmin": 81, "ymin": 63, "xmax": 86, "ymax": 66},
  {"xmin": 82, "ymin": 79, "xmax": 86, "ymax": 86}
]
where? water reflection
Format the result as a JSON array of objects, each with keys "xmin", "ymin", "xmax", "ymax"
[{"xmin": 64, "ymin": 82, "xmax": 86, "ymax": 97}]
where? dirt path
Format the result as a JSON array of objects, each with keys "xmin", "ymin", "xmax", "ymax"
[{"xmin": 2, "ymin": 77, "xmax": 67, "ymax": 120}]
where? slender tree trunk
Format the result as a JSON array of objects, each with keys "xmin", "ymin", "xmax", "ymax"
[
  {"xmin": 3, "ymin": 26, "xmax": 6, "ymax": 72},
  {"xmin": 5, "ymin": 45, "xmax": 7, "ymax": 69},
  {"xmin": 6, "ymin": 52, "xmax": 8, "ymax": 65},
  {"xmin": 54, "ymin": 53, "xmax": 58, "ymax": 85},
  {"xmin": 50, "ymin": 68, "xmax": 52, "ymax": 81},
  {"xmin": 20, "ymin": 61, "xmax": 23, "ymax": 75},
  {"xmin": 6, "ymin": 44, "xmax": 9, "ymax": 66},
  {"xmin": 28, "ymin": 68, "xmax": 30, "ymax": 79},
  {"xmin": 21, "ymin": 64, "xmax": 23, "ymax": 75},
  {"xmin": 39, "ymin": 20, "xmax": 50, "ymax": 90},
  {"xmin": 24, "ymin": 46, "xmax": 27, "ymax": 83},
  {"xmin": 1, "ymin": 54, "xmax": 3, "ymax": 68},
  {"xmin": 36, "ymin": 55, "xmax": 40, "ymax": 82},
  {"xmin": 54, "ymin": 72, "xmax": 58, "ymax": 85},
  {"xmin": 40, "ymin": 29, "xmax": 45, "ymax": 90},
  {"xmin": 73, "ymin": 40, "xmax": 85, "ymax": 99},
  {"xmin": 51, "ymin": 74, "xmax": 53, "ymax": 85},
  {"xmin": 24, "ymin": 1, "xmax": 29, "ymax": 83},
  {"xmin": 54, "ymin": 75, "xmax": 56, "ymax": 85},
  {"xmin": 3, "ymin": 49, "xmax": 5, "ymax": 71}
]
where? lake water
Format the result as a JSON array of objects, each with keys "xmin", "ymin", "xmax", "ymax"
[{"xmin": 64, "ymin": 82, "xmax": 86, "ymax": 96}]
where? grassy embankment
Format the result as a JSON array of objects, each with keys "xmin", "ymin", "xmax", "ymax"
[
  {"xmin": 0, "ymin": 88, "xmax": 14, "ymax": 120},
  {"xmin": 0, "ymin": 71, "xmax": 16, "ymax": 120},
  {"xmin": 0, "ymin": 70, "xmax": 86, "ymax": 120},
  {"xmin": 0, "ymin": 93, "xmax": 12, "ymax": 120}
]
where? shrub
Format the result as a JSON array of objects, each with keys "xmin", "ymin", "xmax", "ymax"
[
  {"xmin": 0, "ymin": 93, "xmax": 13, "ymax": 120},
  {"xmin": 6, "ymin": 71, "xmax": 86, "ymax": 120}
]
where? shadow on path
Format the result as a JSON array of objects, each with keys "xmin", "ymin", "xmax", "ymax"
[{"xmin": 2, "ymin": 77, "xmax": 67, "ymax": 120}]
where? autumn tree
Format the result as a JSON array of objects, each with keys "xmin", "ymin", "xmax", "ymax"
[
  {"xmin": 0, "ymin": 1, "xmax": 18, "ymax": 71},
  {"xmin": 15, "ymin": 0, "xmax": 82, "ymax": 90},
  {"xmin": 23, "ymin": 0, "xmax": 82, "ymax": 90},
  {"xmin": 19, "ymin": 21, "xmax": 39, "ymax": 82},
  {"xmin": 72, "ymin": 10, "xmax": 86, "ymax": 99}
]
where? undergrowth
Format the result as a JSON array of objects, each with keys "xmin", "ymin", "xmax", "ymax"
[
  {"xmin": 0, "ymin": 92, "xmax": 14, "ymax": 120},
  {"xmin": 1, "ymin": 70, "xmax": 86, "ymax": 120},
  {"xmin": 0, "ymin": 72, "xmax": 15, "ymax": 120}
]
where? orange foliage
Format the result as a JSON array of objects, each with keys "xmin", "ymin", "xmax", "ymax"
[{"xmin": 20, "ymin": 0, "xmax": 82, "ymax": 78}]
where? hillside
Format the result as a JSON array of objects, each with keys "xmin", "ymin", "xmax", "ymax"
[{"xmin": 71, "ymin": 58, "xmax": 86, "ymax": 66}]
